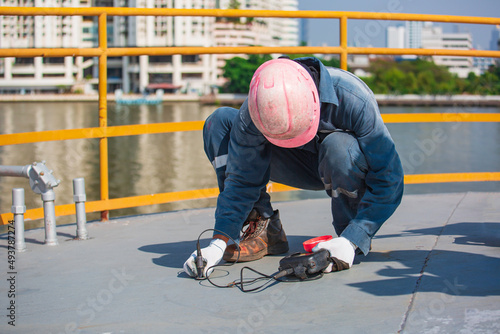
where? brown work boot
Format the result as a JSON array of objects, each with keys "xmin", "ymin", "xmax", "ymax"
[{"xmin": 223, "ymin": 209, "xmax": 289, "ymax": 262}]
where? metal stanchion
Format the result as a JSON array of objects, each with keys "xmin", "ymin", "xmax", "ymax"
[
  {"xmin": 11, "ymin": 188, "xmax": 26, "ymax": 252},
  {"xmin": 0, "ymin": 161, "xmax": 60, "ymax": 246},
  {"xmin": 73, "ymin": 178, "xmax": 89, "ymax": 240}
]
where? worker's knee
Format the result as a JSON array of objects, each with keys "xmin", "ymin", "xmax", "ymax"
[
  {"xmin": 319, "ymin": 132, "xmax": 368, "ymax": 179},
  {"xmin": 204, "ymin": 107, "xmax": 238, "ymax": 136}
]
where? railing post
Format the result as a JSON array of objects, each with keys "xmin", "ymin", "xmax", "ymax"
[
  {"xmin": 11, "ymin": 188, "xmax": 26, "ymax": 252},
  {"xmin": 73, "ymin": 178, "xmax": 89, "ymax": 240},
  {"xmin": 27, "ymin": 161, "xmax": 60, "ymax": 245},
  {"xmin": 41, "ymin": 189, "xmax": 58, "ymax": 246},
  {"xmin": 339, "ymin": 16, "xmax": 348, "ymax": 71},
  {"xmin": 98, "ymin": 12, "xmax": 109, "ymax": 222}
]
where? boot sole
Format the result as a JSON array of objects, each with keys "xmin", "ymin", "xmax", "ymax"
[{"xmin": 224, "ymin": 242, "xmax": 289, "ymax": 262}]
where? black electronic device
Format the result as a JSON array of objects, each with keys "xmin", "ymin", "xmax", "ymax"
[{"xmin": 277, "ymin": 249, "xmax": 331, "ymax": 280}]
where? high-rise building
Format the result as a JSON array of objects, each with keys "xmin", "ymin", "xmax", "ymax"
[
  {"xmin": 405, "ymin": 21, "xmax": 423, "ymax": 49},
  {"xmin": 279, "ymin": 0, "xmax": 299, "ymax": 47},
  {"xmin": 91, "ymin": 0, "xmax": 217, "ymax": 94},
  {"xmin": 300, "ymin": 18, "xmax": 309, "ymax": 46},
  {"xmin": 489, "ymin": 25, "xmax": 500, "ymax": 51},
  {"xmin": 0, "ymin": 0, "xmax": 93, "ymax": 93},
  {"xmin": 213, "ymin": 0, "xmax": 299, "ymax": 87},
  {"xmin": 421, "ymin": 22, "xmax": 474, "ymax": 78},
  {"xmin": 387, "ymin": 26, "xmax": 405, "ymax": 49},
  {"xmin": 1, "ymin": 0, "xmax": 299, "ymax": 94}
]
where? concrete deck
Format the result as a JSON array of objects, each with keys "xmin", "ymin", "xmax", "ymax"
[{"xmin": 1, "ymin": 192, "xmax": 499, "ymax": 334}]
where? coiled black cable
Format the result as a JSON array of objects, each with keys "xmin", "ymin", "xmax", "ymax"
[{"xmin": 194, "ymin": 229, "xmax": 326, "ymax": 293}]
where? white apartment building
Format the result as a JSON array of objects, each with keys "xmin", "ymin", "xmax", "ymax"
[
  {"xmin": 385, "ymin": 22, "xmax": 477, "ymax": 78},
  {"xmin": 387, "ymin": 25, "xmax": 405, "ymax": 49},
  {"xmin": 1, "ymin": 0, "xmax": 299, "ymax": 94},
  {"xmin": 405, "ymin": 21, "xmax": 422, "ymax": 49},
  {"xmin": 114, "ymin": 0, "xmax": 219, "ymax": 94},
  {"xmin": 0, "ymin": 0, "xmax": 94, "ymax": 93},
  {"xmin": 421, "ymin": 22, "xmax": 474, "ymax": 78},
  {"xmin": 277, "ymin": 0, "xmax": 299, "ymax": 47},
  {"xmin": 214, "ymin": 0, "xmax": 299, "ymax": 87}
]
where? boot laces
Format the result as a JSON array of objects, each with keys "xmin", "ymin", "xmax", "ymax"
[{"xmin": 241, "ymin": 218, "xmax": 267, "ymax": 240}]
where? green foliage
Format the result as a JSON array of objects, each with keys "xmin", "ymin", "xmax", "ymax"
[
  {"xmin": 221, "ymin": 56, "xmax": 500, "ymax": 95},
  {"xmin": 221, "ymin": 54, "xmax": 272, "ymax": 93},
  {"xmin": 221, "ymin": 55, "xmax": 345, "ymax": 94},
  {"xmin": 361, "ymin": 59, "xmax": 500, "ymax": 95}
]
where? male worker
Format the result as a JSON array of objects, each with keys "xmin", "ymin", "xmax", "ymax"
[{"xmin": 184, "ymin": 56, "xmax": 404, "ymax": 278}]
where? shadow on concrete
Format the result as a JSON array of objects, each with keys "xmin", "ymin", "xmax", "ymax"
[
  {"xmin": 376, "ymin": 222, "xmax": 500, "ymax": 248},
  {"xmin": 349, "ymin": 249, "xmax": 500, "ymax": 297},
  {"xmin": 0, "ymin": 234, "xmax": 45, "ymax": 249}
]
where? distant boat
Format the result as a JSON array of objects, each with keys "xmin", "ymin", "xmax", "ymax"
[{"xmin": 115, "ymin": 89, "xmax": 163, "ymax": 105}]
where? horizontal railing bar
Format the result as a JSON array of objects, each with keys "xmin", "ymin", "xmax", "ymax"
[
  {"xmin": 381, "ymin": 113, "xmax": 500, "ymax": 123},
  {"xmin": 404, "ymin": 172, "xmax": 500, "ymax": 184},
  {"xmin": 1, "ymin": 113, "xmax": 498, "ymax": 146},
  {"xmin": 1, "ymin": 7, "xmax": 500, "ymax": 25},
  {"xmin": 349, "ymin": 47, "xmax": 500, "ymax": 58},
  {"xmin": 0, "ymin": 121, "xmax": 205, "ymax": 146},
  {"xmin": 1, "ymin": 171, "xmax": 499, "ymax": 225},
  {"xmin": 1, "ymin": 114, "xmax": 498, "ymax": 146},
  {"xmin": 2, "ymin": 46, "xmax": 500, "ymax": 59},
  {"xmin": 0, "ymin": 48, "xmax": 103, "ymax": 58}
]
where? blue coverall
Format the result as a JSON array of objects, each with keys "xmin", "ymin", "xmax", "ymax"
[{"xmin": 203, "ymin": 57, "xmax": 404, "ymax": 255}]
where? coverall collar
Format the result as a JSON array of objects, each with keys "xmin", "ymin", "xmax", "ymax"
[{"xmin": 294, "ymin": 57, "xmax": 339, "ymax": 106}]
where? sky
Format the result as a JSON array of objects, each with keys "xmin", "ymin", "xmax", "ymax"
[{"xmin": 298, "ymin": 0, "xmax": 500, "ymax": 50}]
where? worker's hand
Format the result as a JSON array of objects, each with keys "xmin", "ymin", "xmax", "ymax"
[
  {"xmin": 183, "ymin": 238, "xmax": 227, "ymax": 278},
  {"xmin": 312, "ymin": 236, "xmax": 355, "ymax": 272}
]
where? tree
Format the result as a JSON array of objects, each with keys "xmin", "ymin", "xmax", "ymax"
[
  {"xmin": 221, "ymin": 54, "xmax": 272, "ymax": 93},
  {"xmin": 221, "ymin": 55, "xmax": 346, "ymax": 94},
  {"xmin": 416, "ymin": 70, "xmax": 436, "ymax": 94},
  {"xmin": 362, "ymin": 58, "xmax": 471, "ymax": 95},
  {"xmin": 381, "ymin": 68, "xmax": 406, "ymax": 94}
]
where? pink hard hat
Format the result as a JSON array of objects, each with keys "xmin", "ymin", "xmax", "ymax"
[{"xmin": 248, "ymin": 59, "xmax": 320, "ymax": 148}]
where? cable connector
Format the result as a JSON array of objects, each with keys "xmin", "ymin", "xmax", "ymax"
[
  {"xmin": 273, "ymin": 268, "xmax": 294, "ymax": 280},
  {"xmin": 195, "ymin": 242, "xmax": 206, "ymax": 280}
]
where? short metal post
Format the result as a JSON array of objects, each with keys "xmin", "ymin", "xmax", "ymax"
[
  {"xmin": 73, "ymin": 178, "xmax": 88, "ymax": 240},
  {"xmin": 41, "ymin": 189, "xmax": 58, "ymax": 246},
  {"xmin": 11, "ymin": 188, "xmax": 26, "ymax": 252}
]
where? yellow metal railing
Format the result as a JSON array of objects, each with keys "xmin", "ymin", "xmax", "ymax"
[{"xmin": 1, "ymin": 7, "xmax": 500, "ymax": 225}]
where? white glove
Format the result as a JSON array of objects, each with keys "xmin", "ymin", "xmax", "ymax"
[
  {"xmin": 183, "ymin": 238, "xmax": 227, "ymax": 278},
  {"xmin": 312, "ymin": 236, "xmax": 356, "ymax": 272}
]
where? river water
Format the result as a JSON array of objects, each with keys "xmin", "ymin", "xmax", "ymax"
[{"xmin": 0, "ymin": 102, "xmax": 499, "ymax": 229}]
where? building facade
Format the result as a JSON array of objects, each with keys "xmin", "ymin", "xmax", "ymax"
[
  {"xmin": 387, "ymin": 25, "xmax": 405, "ymax": 49},
  {"xmin": 0, "ymin": 0, "xmax": 299, "ymax": 94},
  {"xmin": 0, "ymin": 0, "xmax": 93, "ymax": 93},
  {"xmin": 405, "ymin": 21, "xmax": 423, "ymax": 49},
  {"xmin": 213, "ymin": 0, "xmax": 299, "ymax": 87},
  {"xmin": 421, "ymin": 22, "xmax": 474, "ymax": 78},
  {"xmin": 385, "ymin": 22, "xmax": 479, "ymax": 78}
]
